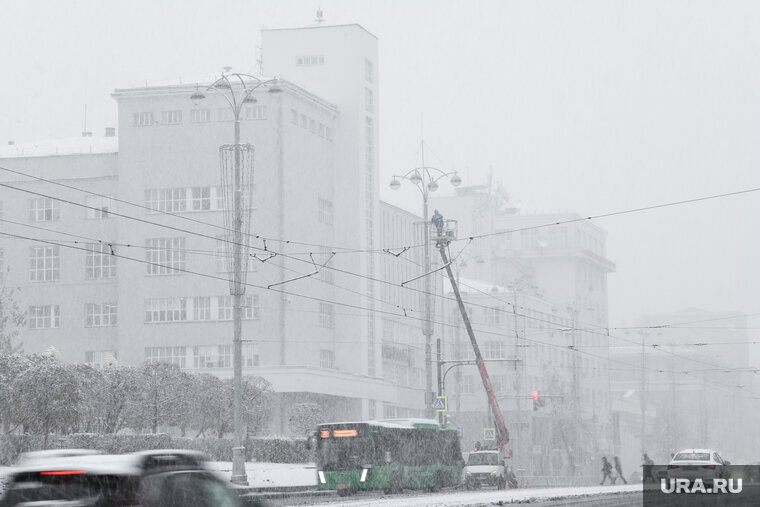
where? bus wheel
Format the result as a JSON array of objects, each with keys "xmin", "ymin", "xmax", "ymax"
[
  {"xmin": 337, "ymin": 488, "xmax": 350, "ymax": 497},
  {"xmin": 430, "ymin": 471, "xmax": 444, "ymax": 492},
  {"xmin": 387, "ymin": 470, "xmax": 403, "ymax": 494}
]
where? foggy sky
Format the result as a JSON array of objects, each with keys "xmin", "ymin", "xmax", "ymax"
[{"xmin": 1, "ymin": 1, "xmax": 758, "ymax": 359}]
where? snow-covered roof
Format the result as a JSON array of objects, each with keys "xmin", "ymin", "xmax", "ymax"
[
  {"xmin": 0, "ymin": 136, "xmax": 118, "ymax": 159},
  {"xmin": 319, "ymin": 418, "xmax": 442, "ymax": 429},
  {"xmin": 369, "ymin": 418, "xmax": 442, "ymax": 429}
]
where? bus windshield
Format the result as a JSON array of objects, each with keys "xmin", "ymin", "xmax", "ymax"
[{"xmin": 316, "ymin": 425, "xmax": 371, "ymax": 471}]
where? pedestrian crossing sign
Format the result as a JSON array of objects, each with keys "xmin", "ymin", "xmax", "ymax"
[
  {"xmin": 433, "ymin": 396, "xmax": 448, "ymax": 412},
  {"xmin": 484, "ymin": 428, "xmax": 496, "ymax": 441}
]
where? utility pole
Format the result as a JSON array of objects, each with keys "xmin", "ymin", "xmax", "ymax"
[
  {"xmin": 640, "ymin": 330, "xmax": 647, "ymax": 458},
  {"xmin": 569, "ymin": 307, "xmax": 580, "ymax": 475}
]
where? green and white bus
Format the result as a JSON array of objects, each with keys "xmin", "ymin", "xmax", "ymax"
[{"xmin": 313, "ymin": 418, "xmax": 464, "ymax": 495}]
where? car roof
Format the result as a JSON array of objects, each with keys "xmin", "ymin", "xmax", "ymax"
[
  {"xmin": 674, "ymin": 449, "xmax": 717, "ymax": 454},
  {"xmin": 470, "ymin": 450, "xmax": 500, "ymax": 454},
  {"xmin": 15, "ymin": 449, "xmax": 104, "ymax": 465},
  {"xmin": 8, "ymin": 449, "xmax": 209, "ymax": 477}
]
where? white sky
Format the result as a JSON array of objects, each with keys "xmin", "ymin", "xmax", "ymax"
[{"xmin": 1, "ymin": 1, "xmax": 758, "ymax": 347}]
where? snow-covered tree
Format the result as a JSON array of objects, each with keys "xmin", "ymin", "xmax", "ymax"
[
  {"xmin": 0, "ymin": 354, "xmax": 33, "ymax": 433},
  {"xmin": 97, "ymin": 365, "xmax": 140, "ymax": 434},
  {"xmin": 128, "ymin": 362, "xmax": 188, "ymax": 434},
  {"xmin": 190, "ymin": 373, "xmax": 229, "ymax": 438},
  {"xmin": 0, "ymin": 276, "xmax": 25, "ymax": 355},
  {"xmin": 11, "ymin": 358, "xmax": 82, "ymax": 446},
  {"xmin": 288, "ymin": 402, "xmax": 325, "ymax": 437}
]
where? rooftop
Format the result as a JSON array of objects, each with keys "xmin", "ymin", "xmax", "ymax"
[{"xmin": 0, "ymin": 136, "xmax": 118, "ymax": 159}]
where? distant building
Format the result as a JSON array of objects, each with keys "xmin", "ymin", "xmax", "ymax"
[
  {"xmin": 609, "ymin": 308, "xmax": 755, "ymax": 468},
  {"xmin": 431, "ymin": 183, "xmax": 616, "ymax": 476}
]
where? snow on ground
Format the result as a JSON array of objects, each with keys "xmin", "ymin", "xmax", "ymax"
[
  {"xmin": 206, "ymin": 461, "xmax": 318, "ymax": 488},
  {"xmin": 288, "ymin": 484, "xmax": 642, "ymax": 507}
]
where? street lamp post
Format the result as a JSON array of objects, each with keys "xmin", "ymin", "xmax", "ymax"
[
  {"xmin": 389, "ymin": 162, "xmax": 460, "ymax": 418},
  {"xmin": 191, "ymin": 70, "xmax": 281, "ymax": 485}
]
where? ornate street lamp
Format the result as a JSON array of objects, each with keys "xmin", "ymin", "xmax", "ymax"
[
  {"xmin": 191, "ymin": 69, "xmax": 281, "ymax": 485},
  {"xmin": 389, "ymin": 163, "xmax": 461, "ymax": 419}
]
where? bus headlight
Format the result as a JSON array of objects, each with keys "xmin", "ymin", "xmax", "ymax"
[
  {"xmin": 318, "ymin": 471, "xmax": 326, "ymax": 484},
  {"xmin": 360, "ymin": 468, "xmax": 369, "ymax": 482}
]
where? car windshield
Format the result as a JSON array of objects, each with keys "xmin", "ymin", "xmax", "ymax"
[
  {"xmin": 468, "ymin": 453, "xmax": 499, "ymax": 466},
  {"xmin": 673, "ymin": 452, "xmax": 711, "ymax": 461}
]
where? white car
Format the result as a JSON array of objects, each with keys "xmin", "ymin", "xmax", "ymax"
[
  {"xmin": 666, "ymin": 449, "xmax": 728, "ymax": 486},
  {"xmin": 463, "ymin": 451, "xmax": 506, "ymax": 489}
]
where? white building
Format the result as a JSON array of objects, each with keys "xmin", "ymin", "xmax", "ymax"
[{"xmin": 0, "ymin": 24, "xmax": 425, "ymax": 433}]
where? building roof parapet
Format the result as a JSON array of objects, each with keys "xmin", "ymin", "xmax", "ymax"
[
  {"xmin": 0, "ymin": 136, "xmax": 118, "ymax": 159},
  {"xmin": 261, "ymin": 23, "xmax": 377, "ymax": 39},
  {"xmin": 112, "ymin": 79, "xmax": 338, "ymax": 114}
]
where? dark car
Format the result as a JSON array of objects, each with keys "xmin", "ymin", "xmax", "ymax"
[{"xmin": 0, "ymin": 449, "xmax": 262, "ymax": 507}]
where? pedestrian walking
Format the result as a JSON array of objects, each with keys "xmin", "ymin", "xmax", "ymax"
[
  {"xmin": 600, "ymin": 456, "xmax": 613, "ymax": 485},
  {"xmin": 614, "ymin": 456, "xmax": 628, "ymax": 484},
  {"xmin": 642, "ymin": 453, "xmax": 655, "ymax": 483}
]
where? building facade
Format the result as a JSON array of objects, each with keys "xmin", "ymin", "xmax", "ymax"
[
  {"xmin": 431, "ymin": 183, "xmax": 616, "ymax": 476},
  {"xmin": 0, "ymin": 24, "xmax": 409, "ymax": 433}
]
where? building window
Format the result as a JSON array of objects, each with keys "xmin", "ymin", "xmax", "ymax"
[
  {"xmin": 133, "ymin": 111, "xmax": 154, "ymax": 127},
  {"xmin": 318, "ymin": 198, "xmax": 333, "ymax": 225},
  {"xmin": 296, "ymin": 55, "xmax": 324, "ymax": 66},
  {"xmin": 290, "ymin": 109, "xmax": 298, "ymax": 124},
  {"xmin": 365, "ymin": 59, "xmax": 373, "ymax": 83},
  {"xmin": 317, "ymin": 123, "xmax": 326, "ymax": 138},
  {"xmin": 325, "ymin": 127, "xmax": 332, "ymax": 141},
  {"xmin": 145, "ymin": 237, "xmax": 185, "ymax": 275},
  {"xmin": 492, "ymin": 375, "xmax": 508, "ymax": 394},
  {"xmin": 320, "ymin": 349, "xmax": 335, "ymax": 369},
  {"xmin": 29, "ymin": 197, "xmax": 60, "ymax": 222},
  {"xmin": 144, "ymin": 297, "xmax": 187, "ymax": 323},
  {"xmin": 161, "ymin": 110, "xmax": 183, "ymax": 125},
  {"xmin": 145, "ymin": 346, "xmax": 186, "ymax": 367},
  {"xmin": 300, "ymin": 114, "xmax": 307, "ymax": 129},
  {"xmin": 85, "ymin": 303, "xmax": 117, "ymax": 327},
  {"xmin": 85, "ymin": 350, "xmax": 116, "ymax": 368},
  {"xmin": 85, "ymin": 243, "xmax": 116, "ymax": 279},
  {"xmin": 145, "ymin": 188, "xmax": 186, "ymax": 213},
  {"xmin": 218, "ymin": 108, "xmax": 236, "ymax": 122},
  {"xmin": 191, "ymin": 187, "xmax": 211, "ymax": 211},
  {"xmin": 29, "ymin": 246, "xmax": 60, "ymax": 282},
  {"xmin": 28, "ymin": 305, "xmax": 60, "ymax": 329},
  {"xmin": 485, "ymin": 306, "xmax": 504, "ymax": 325},
  {"xmin": 365, "ymin": 117, "xmax": 374, "ymax": 168},
  {"xmin": 245, "ymin": 105, "xmax": 266, "ymax": 120},
  {"xmin": 192, "ymin": 297, "xmax": 211, "ymax": 321},
  {"xmin": 190, "ymin": 108, "xmax": 211, "ymax": 123},
  {"xmin": 84, "ymin": 195, "xmax": 112, "ymax": 219},
  {"xmin": 193, "ymin": 345, "xmax": 232, "ymax": 368},
  {"xmin": 244, "ymin": 294, "xmax": 260, "ymax": 320},
  {"xmin": 365, "ymin": 88, "xmax": 373, "ymax": 113},
  {"xmin": 309, "ymin": 118, "xmax": 316, "ymax": 134},
  {"xmin": 243, "ymin": 343, "xmax": 259, "ymax": 367},
  {"xmin": 319, "ymin": 302, "xmax": 334, "ymax": 329},
  {"xmin": 217, "ymin": 296, "xmax": 232, "ymax": 321},
  {"xmin": 461, "ymin": 375, "xmax": 474, "ymax": 394},
  {"xmin": 0, "ymin": 248, "xmax": 4, "ymax": 283},
  {"xmin": 483, "ymin": 340, "xmax": 505, "ymax": 359}
]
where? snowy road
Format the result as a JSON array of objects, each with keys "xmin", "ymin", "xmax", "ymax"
[{"xmin": 259, "ymin": 484, "xmax": 642, "ymax": 506}]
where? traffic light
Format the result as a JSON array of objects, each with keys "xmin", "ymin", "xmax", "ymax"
[{"xmin": 532, "ymin": 390, "xmax": 540, "ymax": 411}]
